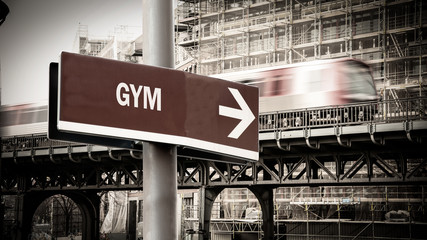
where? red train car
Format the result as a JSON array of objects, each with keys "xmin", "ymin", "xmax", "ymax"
[{"xmin": 212, "ymin": 58, "xmax": 378, "ymax": 113}]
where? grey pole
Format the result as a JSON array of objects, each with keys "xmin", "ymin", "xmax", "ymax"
[
  {"xmin": 142, "ymin": 0, "xmax": 174, "ymax": 68},
  {"xmin": 142, "ymin": 0, "xmax": 177, "ymax": 240},
  {"xmin": 143, "ymin": 143, "xmax": 177, "ymax": 239}
]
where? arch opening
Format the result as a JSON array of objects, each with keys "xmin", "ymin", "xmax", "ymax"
[
  {"xmin": 210, "ymin": 188, "xmax": 263, "ymax": 239},
  {"xmin": 32, "ymin": 194, "xmax": 83, "ymax": 240}
]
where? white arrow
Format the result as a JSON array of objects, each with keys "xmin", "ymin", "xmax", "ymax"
[{"xmin": 219, "ymin": 87, "xmax": 255, "ymax": 139}]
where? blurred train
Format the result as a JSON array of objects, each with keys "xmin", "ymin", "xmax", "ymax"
[
  {"xmin": 0, "ymin": 102, "xmax": 48, "ymax": 137},
  {"xmin": 1, "ymin": 58, "xmax": 378, "ymax": 137},
  {"xmin": 212, "ymin": 58, "xmax": 378, "ymax": 113}
]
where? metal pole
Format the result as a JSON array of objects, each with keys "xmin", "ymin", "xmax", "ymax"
[
  {"xmin": 371, "ymin": 201, "xmax": 375, "ymax": 240},
  {"xmin": 142, "ymin": 0, "xmax": 175, "ymax": 68},
  {"xmin": 306, "ymin": 203, "xmax": 309, "ymax": 240},
  {"xmin": 143, "ymin": 143, "xmax": 177, "ymax": 239},
  {"xmin": 142, "ymin": 0, "xmax": 177, "ymax": 239},
  {"xmin": 338, "ymin": 204, "xmax": 341, "ymax": 240}
]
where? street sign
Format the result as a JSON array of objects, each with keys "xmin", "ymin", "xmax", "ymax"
[{"xmin": 51, "ymin": 52, "xmax": 259, "ymax": 161}]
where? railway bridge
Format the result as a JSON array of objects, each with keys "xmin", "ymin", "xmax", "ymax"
[{"xmin": 1, "ymin": 97, "xmax": 427, "ymax": 239}]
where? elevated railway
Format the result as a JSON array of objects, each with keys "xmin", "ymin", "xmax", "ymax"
[{"xmin": 1, "ymin": 97, "xmax": 426, "ymax": 240}]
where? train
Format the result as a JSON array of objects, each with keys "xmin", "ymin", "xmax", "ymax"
[
  {"xmin": 0, "ymin": 101, "xmax": 48, "ymax": 137},
  {"xmin": 211, "ymin": 58, "xmax": 378, "ymax": 113}
]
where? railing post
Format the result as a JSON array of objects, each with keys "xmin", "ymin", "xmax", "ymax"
[{"xmin": 274, "ymin": 112, "xmax": 279, "ymax": 130}]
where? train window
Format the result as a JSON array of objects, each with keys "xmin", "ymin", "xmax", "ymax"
[
  {"xmin": 294, "ymin": 66, "xmax": 327, "ymax": 93},
  {"xmin": 264, "ymin": 75, "xmax": 283, "ymax": 96},
  {"xmin": 243, "ymin": 78, "xmax": 265, "ymax": 96},
  {"xmin": 0, "ymin": 106, "xmax": 48, "ymax": 127},
  {"xmin": 346, "ymin": 62, "xmax": 376, "ymax": 97},
  {"xmin": 0, "ymin": 110, "xmax": 18, "ymax": 126},
  {"xmin": 307, "ymin": 69, "xmax": 324, "ymax": 92},
  {"xmin": 258, "ymin": 69, "xmax": 292, "ymax": 97}
]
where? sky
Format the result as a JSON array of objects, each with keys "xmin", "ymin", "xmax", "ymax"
[{"xmin": 0, "ymin": 0, "xmax": 142, "ymax": 105}]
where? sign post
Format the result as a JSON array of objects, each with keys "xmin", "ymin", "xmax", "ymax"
[{"xmin": 142, "ymin": 0, "xmax": 177, "ymax": 239}]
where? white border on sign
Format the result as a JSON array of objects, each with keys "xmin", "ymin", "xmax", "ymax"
[{"xmin": 58, "ymin": 121, "xmax": 259, "ymax": 161}]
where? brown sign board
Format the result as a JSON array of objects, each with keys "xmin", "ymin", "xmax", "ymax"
[{"xmin": 51, "ymin": 52, "xmax": 259, "ymax": 161}]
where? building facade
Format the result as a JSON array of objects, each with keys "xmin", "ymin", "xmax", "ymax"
[{"xmin": 174, "ymin": 0, "xmax": 426, "ymax": 102}]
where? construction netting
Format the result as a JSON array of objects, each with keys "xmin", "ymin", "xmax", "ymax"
[{"xmin": 100, "ymin": 191, "xmax": 128, "ymax": 234}]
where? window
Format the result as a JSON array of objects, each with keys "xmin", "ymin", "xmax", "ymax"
[{"xmin": 346, "ymin": 62, "xmax": 376, "ymax": 96}]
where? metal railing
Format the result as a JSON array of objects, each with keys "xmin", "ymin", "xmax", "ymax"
[
  {"xmin": 259, "ymin": 97, "xmax": 426, "ymax": 132},
  {"xmin": 1, "ymin": 134, "xmax": 83, "ymax": 153}
]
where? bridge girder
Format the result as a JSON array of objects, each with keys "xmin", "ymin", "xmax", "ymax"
[{"xmin": 1, "ymin": 128, "xmax": 427, "ymax": 193}]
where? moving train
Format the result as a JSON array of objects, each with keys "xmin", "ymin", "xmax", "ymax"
[
  {"xmin": 1, "ymin": 102, "xmax": 48, "ymax": 137},
  {"xmin": 212, "ymin": 58, "xmax": 378, "ymax": 113}
]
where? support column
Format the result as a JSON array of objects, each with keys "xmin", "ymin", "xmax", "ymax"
[
  {"xmin": 14, "ymin": 194, "xmax": 33, "ymax": 240},
  {"xmin": 143, "ymin": 143, "xmax": 177, "ymax": 240},
  {"xmin": 199, "ymin": 187, "xmax": 224, "ymax": 240},
  {"xmin": 0, "ymin": 199, "xmax": 3, "ymax": 240},
  {"xmin": 71, "ymin": 191, "xmax": 100, "ymax": 240},
  {"xmin": 249, "ymin": 186, "xmax": 275, "ymax": 240},
  {"xmin": 0, "ymin": 153, "xmax": 3, "ymax": 239},
  {"xmin": 128, "ymin": 200, "xmax": 137, "ymax": 240}
]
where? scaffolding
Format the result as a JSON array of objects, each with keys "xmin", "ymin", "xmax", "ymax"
[
  {"xmin": 175, "ymin": 0, "xmax": 427, "ymax": 102},
  {"xmin": 73, "ymin": 24, "xmax": 143, "ymax": 63},
  {"xmin": 274, "ymin": 186, "xmax": 427, "ymax": 239},
  {"xmin": 180, "ymin": 186, "xmax": 426, "ymax": 239}
]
